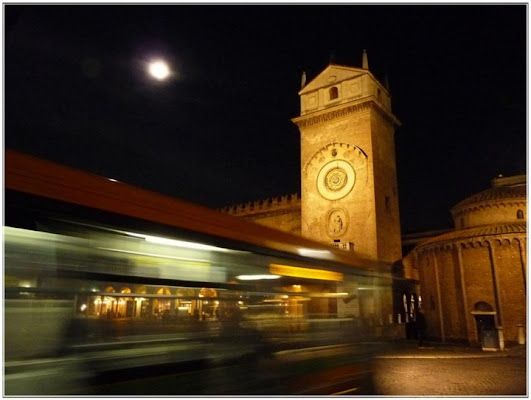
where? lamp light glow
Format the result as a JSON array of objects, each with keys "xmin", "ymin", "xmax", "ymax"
[
  {"xmin": 236, "ymin": 274, "xmax": 281, "ymax": 281},
  {"xmin": 124, "ymin": 231, "xmax": 233, "ymax": 252}
]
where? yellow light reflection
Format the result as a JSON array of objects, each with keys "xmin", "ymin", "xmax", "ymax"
[
  {"xmin": 97, "ymin": 247, "xmax": 211, "ymax": 268},
  {"xmin": 269, "ymin": 263, "xmax": 343, "ymax": 281}
]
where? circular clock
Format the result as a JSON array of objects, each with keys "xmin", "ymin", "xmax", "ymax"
[{"xmin": 317, "ymin": 160, "xmax": 356, "ymax": 200}]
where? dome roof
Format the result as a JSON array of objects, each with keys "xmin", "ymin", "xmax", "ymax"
[
  {"xmin": 452, "ymin": 184, "xmax": 526, "ymax": 210},
  {"xmin": 417, "ymin": 223, "xmax": 526, "ymax": 248}
]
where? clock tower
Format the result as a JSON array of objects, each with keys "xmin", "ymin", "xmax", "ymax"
[{"xmin": 292, "ymin": 51, "xmax": 402, "ymax": 264}]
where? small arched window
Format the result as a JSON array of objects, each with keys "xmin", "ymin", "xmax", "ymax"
[
  {"xmin": 329, "ymin": 86, "xmax": 339, "ymax": 100},
  {"xmin": 517, "ymin": 209, "xmax": 524, "ymax": 220}
]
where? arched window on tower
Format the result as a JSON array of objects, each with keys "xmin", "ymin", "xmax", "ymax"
[
  {"xmin": 329, "ymin": 86, "xmax": 339, "ymax": 100},
  {"xmin": 517, "ymin": 209, "xmax": 524, "ymax": 220}
]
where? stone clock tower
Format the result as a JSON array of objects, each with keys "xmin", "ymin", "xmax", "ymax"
[{"xmin": 292, "ymin": 51, "xmax": 402, "ymax": 264}]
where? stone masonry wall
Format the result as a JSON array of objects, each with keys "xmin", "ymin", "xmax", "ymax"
[
  {"xmin": 218, "ymin": 193, "xmax": 301, "ymax": 236},
  {"xmin": 417, "ymin": 235, "xmax": 526, "ymax": 345}
]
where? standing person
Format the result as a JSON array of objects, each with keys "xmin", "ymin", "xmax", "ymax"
[{"xmin": 415, "ymin": 309, "xmax": 427, "ymax": 348}]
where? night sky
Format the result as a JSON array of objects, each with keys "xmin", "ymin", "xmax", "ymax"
[{"xmin": 5, "ymin": 4, "xmax": 527, "ymax": 234}]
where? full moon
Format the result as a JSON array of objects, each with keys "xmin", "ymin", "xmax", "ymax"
[{"xmin": 148, "ymin": 60, "xmax": 170, "ymax": 80}]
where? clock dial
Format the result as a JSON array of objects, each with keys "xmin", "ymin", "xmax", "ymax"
[
  {"xmin": 317, "ymin": 160, "xmax": 355, "ymax": 200},
  {"xmin": 325, "ymin": 167, "xmax": 348, "ymax": 191}
]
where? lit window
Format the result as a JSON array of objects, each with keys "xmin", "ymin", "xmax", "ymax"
[{"xmin": 329, "ymin": 86, "xmax": 338, "ymax": 100}]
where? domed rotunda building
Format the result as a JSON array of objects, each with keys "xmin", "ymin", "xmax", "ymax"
[{"xmin": 405, "ymin": 174, "xmax": 526, "ymax": 348}]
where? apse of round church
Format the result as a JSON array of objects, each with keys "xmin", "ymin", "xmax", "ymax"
[
  {"xmin": 317, "ymin": 160, "xmax": 356, "ymax": 200},
  {"xmin": 326, "ymin": 208, "xmax": 348, "ymax": 238}
]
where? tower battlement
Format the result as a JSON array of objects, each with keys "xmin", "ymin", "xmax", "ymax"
[{"xmin": 219, "ymin": 193, "xmax": 301, "ymax": 216}]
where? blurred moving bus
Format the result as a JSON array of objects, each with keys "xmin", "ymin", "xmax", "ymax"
[{"xmin": 4, "ymin": 150, "xmax": 392, "ymax": 395}]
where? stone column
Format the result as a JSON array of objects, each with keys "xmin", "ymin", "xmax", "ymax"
[
  {"xmin": 433, "ymin": 250, "xmax": 445, "ymax": 343},
  {"xmin": 487, "ymin": 241, "xmax": 503, "ymax": 326},
  {"xmin": 456, "ymin": 244, "xmax": 471, "ymax": 341},
  {"xmin": 517, "ymin": 238, "xmax": 527, "ymax": 294}
]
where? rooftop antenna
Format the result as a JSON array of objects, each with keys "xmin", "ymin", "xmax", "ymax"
[{"xmin": 362, "ymin": 49, "xmax": 369, "ymax": 70}]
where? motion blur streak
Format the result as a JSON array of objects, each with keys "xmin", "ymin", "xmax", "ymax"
[
  {"xmin": 4, "ymin": 150, "xmax": 389, "ymax": 395},
  {"xmin": 4, "ymin": 227, "xmax": 380, "ymax": 395},
  {"xmin": 270, "ymin": 263, "xmax": 344, "ymax": 281}
]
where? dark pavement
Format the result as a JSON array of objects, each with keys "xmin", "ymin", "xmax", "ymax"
[
  {"xmin": 372, "ymin": 339, "xmax": 527, "ymax": 396},
  {"xmin": 4, "ymin": 336, "xmax": 527, "ymax": 396},
  {"xmin": 375, "ymin": 338, "xmax": 526, "ymax": 359}
]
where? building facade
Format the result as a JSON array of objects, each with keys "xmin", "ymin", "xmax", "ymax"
[
  {"xmin": 293, "ymin": 54, "xmax": 402, "ymax": 264},
  {"xmin": 221, "ymin": 193, "xmax": 301, "ymax": 235},
  {"xmin": 220, "ymin": 54, "xmax": 527, "ymax": 347},
  {"xmin": 221, "ymin": 52, "xmax": 404, "ymax": 331},
  {"xmin": 222, "ymin": 52, "xmax": 402, "ymax": 264},
  {"xmin": 403, "ymin": 175, "xmax": 527, "ymax": 347}
]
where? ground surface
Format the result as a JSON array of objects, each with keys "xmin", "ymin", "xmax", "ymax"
[{"xmin": 373, "ymin": 352, "xmax": 527, "ymax": 396}]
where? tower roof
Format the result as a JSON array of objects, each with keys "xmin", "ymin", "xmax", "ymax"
[
  {"xmin": 451, "ymin": 177, "xmax": 526, "ymax": 211},
  {"xmin": 299, "ymin": 63, "xmax": 388, "ymax": 96}
]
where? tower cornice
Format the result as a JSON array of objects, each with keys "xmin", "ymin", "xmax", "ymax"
[{"xmin": 291, "ymin": 97, "xmax": 401, "ymax": 129}]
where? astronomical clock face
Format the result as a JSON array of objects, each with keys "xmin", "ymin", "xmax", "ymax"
[{"xmin": 317, "ymin": 159, "xmax": 356, "ymax": 200}]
